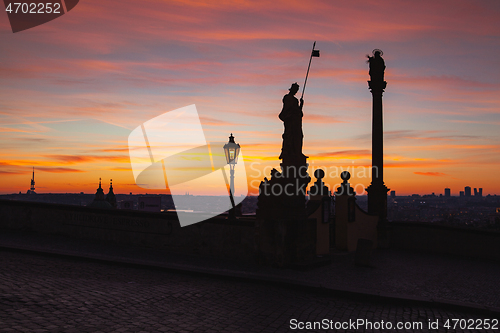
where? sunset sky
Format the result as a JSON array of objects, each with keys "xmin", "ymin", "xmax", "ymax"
[{"xmin": 1, "ymin": 0, "xmax": 499, "ymax": 196}]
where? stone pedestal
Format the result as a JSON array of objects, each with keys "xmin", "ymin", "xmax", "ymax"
[
  {"xmin": 255, "ymin": 217, "xmax": 316, "ymax": 267},
  {"xmin": 308, "ymin": 169, "xmax": 332, "ymax": 255},
  {"xmin": 256, "ymin": 155, "xmax": 310, "ymax": 220},
  {"xmin": 255, "ymin": 156, "xmax": 312, "ymax": 266},
  {"xmin": 366, "ymin": 182, "xmax": 389, "ymax": 219}
]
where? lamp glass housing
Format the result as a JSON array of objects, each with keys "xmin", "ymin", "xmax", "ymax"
[{"xmin": 223, "ymin": 135, "xmax": 240, "ymax": 165}]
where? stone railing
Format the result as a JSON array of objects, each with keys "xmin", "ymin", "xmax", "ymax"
[
  {"xmin": 0, "ymin": 199, "xmax": 255, "ymax": 261},
  {"xmin": 389, "ymin": 221, "xmax": 500, "ymax": 261}
]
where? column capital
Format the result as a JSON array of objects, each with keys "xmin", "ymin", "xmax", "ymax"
[{"xmin": 368, "ymin": 80, "xmax": 387, "ymax": 93}]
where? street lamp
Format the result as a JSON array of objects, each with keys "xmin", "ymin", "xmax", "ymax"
[{"xmin": 223, "ymin": 133, "xmax": 240, "ymax": 219}]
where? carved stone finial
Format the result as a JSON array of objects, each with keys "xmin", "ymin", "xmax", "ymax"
[
  {"xmin": 341, "ymin": 171, "xmax": 350, "ymax": 182},
  {"xmin": 310, "ymin": 169, "xmax": 329, "ymax": 197},
  {"xmin": 336, "ymin": 171, "xmax": 354, "ymax": 196},
  {"xmin": 314, "ymin": 169, "xmax": 325, "ymax": 180}
]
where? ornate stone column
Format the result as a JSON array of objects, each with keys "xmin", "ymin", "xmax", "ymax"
[{"xmin": 366, "ymin": 50, "xmax": 390, "ymax": 220}]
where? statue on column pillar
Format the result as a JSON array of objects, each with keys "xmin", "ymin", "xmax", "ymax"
[
  {"xmin": 366, "ymin": 49, "xmax": 390, "ymax": 248},
  {"xmin": 367, "ymin": 49, "xmax": 387, "ymax": 92},
  {"xmin": 367, "ymin": 49, "xmax": 385, "ymax": 83}
]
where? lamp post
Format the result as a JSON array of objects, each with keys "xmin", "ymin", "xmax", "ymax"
[{"xmin": 223, "ymin": 133, "xmax": 240, "ymax": 219}]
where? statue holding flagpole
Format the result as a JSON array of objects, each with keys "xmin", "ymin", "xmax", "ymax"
[{"xmin": 279, "ymin": 41, "xmax": 320, "ymax": 161}]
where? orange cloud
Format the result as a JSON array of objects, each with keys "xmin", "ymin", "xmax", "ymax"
[
  {"xmin": 108, "ymin": 167, "xmax": 132, "ymax": 172},
  {"xmin": 37, "ymin": 167, "xmax": 85, "ymax": 173},
  {"xmin": 0, "ymin": 170, "xmax": 25, "ymax": 175},
  {"xmin": 313, "ymin": 150, "xmax": 371, "ymax": 160},
  {"xmin": 414, "ymin": 172, "xmax": 447, "ymax": 177},
  {"xmin": 44, "ymin": 154, "xmax": 130, "ymax": 164}
]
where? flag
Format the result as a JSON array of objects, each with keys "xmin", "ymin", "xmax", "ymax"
[{"xmin": 311, "ymin": 49, "xmax": 320, "ymax": 57}]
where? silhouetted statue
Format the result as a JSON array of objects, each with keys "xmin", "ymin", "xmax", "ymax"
[
  {"xmin": 279, "ymin": 83, "xmax": 306, "ymax": 160},
  {"xmin": 367, "ymin": 49, "xmax": 385, "ymax": 83}
]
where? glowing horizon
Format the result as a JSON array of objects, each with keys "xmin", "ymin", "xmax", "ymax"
[{"xmin": 1, "ymin": 0, "xmax": 499, "ymax": 196}]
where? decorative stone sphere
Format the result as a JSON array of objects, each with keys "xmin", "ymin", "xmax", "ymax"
[
  {"xmin": 341, "ymin": 171, "xmax": 351, "ymax": 181},
  {"xmin": 314, "ymin": 169, "xmax": 325, "ymax": 180}
]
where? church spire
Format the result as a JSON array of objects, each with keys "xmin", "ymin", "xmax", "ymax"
[
  {"xmin": 106, "ymin": 179, "xmax": 117, "ymax": 208},
  {"xmin": 94, "ymin": 178, "xmax": 105, "ymax": 201},
  {"xmin": 30, "ymin": 167, "xmax": 35, "ymax": 192},
  {"xmin": 88, "ymin": 177, "xmax": 112, "ymax": 209}
]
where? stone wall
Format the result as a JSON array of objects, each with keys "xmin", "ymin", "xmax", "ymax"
[
  {"xmin": 255, "ymin": 217, "xmax": 317, "ymax": 267},
  {"xmin": 0, "ymin": 199, "xmax": 255, "ymax": 261},
  {"xmin": 3, "ymin": 199, "xmax": 500, "ymax": 262},
  {"xmin": 390, "ymin": 221, "xmax": 500, "ymax": 261},
  {"xmin": 334, "ymin": 195, "xmax": 378, "ymax": 252}
]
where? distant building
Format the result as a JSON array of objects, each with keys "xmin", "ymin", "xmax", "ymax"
[
  {"xmin": 390, "ymin": 190, "xmax": 396, "ymax": 198},
  {"xmin": 475, "ymin": 188, "xmax": 483, "ymax": 198},
  {"xmin": 138, "ymin": 196, "xmax": 161, "ymax": 212},
  {"xmin": 460, "ymin": 191, "xmax": 464, "ymax": 197},
  {"xmin": 105, "ymin": 179, "xmax": 117, "ymax": 208},
  {"xmin": 444, "ymin": 188, "xmax": 451, "ymax": 197},
  {"xmin": 27, "ymin": 167, "xmax": 36, "ymax": 195},
  {"xmin": 119, "ymin": 200, "xmax": 134, "ymax": 210},
  {"xmin": 465, "ymin": 186, "xmax": 471, "ymax": 197},
  {"xmin": 490, "ymin": 209, "xmax": 500, "ymax": 226},
  {"xmin": 88, "ymin": 178, "xmax": 113, "ymax": 209}
]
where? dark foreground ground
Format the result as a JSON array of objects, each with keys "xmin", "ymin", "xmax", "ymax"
[{"xmin": 0, "ymin": 250, "xmax": 498, "ymax": 333}]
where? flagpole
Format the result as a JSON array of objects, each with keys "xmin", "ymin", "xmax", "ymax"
[{"xmin": 301, "ymin": 41, "xmax": 316, "ymax": 100}]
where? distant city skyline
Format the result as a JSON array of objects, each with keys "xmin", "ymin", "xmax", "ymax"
[
  {"xmin": 1, "ymin": 1, "xmax": 499, "ymax": 195},
  {"xmin": 15, "ymin": 169, "xmax": 498, "ymax": 198}
]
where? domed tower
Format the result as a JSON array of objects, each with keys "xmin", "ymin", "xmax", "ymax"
[
  {"xmin": 105, "ymin": 179, "xmax": 117, "ymax": 208},
  {"xmin": 88, "ymin": 178, "xmax": 112, "ymax": 209}
]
